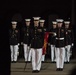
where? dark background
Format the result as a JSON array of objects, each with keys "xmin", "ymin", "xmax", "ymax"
[
  {"xmin": 0, "ymin": 0, "xmax": 76, "ymax": 43},
  {"xmin": 0, "ymin": 0, "xmax": 76, "ymax": 75},
  {"xmin": 0, "ymin": 0, "xmax": 74, "ymax": 22}
]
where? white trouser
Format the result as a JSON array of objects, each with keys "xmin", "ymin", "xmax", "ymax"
[
  {"xmin": 24, "ymin": 44, "xmax": 31, "ymax": 61},
  {"xmin": 65, "ymin": 45, "xmax": 71, "ymax": 62},
  {"xmin": 51, "ymin": 45, "xmax": 56, "ymax": 62},
  {"xmin": 10, "ymin": 45, "xmax": 18, "ymax": 61},
  {"xmin": 31, "ymin": 48, "xmax": 42, "ymax": 71},
  {"xmin": 55, "ymin": 47, "xmax": 65, "ymax": 68},
  {"xmin": 41, "ymin": 55, "xmax": 45, "ymax": 61}
]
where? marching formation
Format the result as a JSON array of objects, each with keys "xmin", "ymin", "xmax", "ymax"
[{"xmin": 9, "ymin": 17, "xmax": 74, "ymax": 72}]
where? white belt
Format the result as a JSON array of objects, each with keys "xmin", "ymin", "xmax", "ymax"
[{"xmin": 56, "ymin": 38, "xmax": 64, "ymax": 40}]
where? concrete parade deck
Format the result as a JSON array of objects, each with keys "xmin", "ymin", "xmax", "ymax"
[{"xmin": 11, "ymin": 59, "xmax": 76, "ymax": 75}]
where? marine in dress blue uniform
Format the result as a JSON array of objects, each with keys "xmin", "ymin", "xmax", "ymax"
[
  {"xmin": 9, "ymin": 21, "xmax": 20, "ymax": 63},
  {"xmin": 39, "ymin": 19, "xmax": 46, "ymax": 62},
  {"xmin": 55, "ymin": 19, "xmax": 65, "ymax": 71},
  {"xmin": 30, "ymin": 17, "xmax": 43, "ymax": 73},
  {"xmin": 21, "ymin": 19, "xmax": 31, "ymax": 62},
  {"xmin": 64, "ymin": 21, "xmax": 74, "ymax": 63},
  {"xmin": 49, "ymin": 21, "xmax": 57, "ymax": 62}
]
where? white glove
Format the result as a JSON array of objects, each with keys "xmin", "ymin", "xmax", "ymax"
[
  {"xmin": 53, "ymin": 33, "xmax": 57, "ymax": 36},
  {"xmin": 72, "ymin": 43, "xmax": 74, "ymax": 46},
  {"xmin": 18, "ymin": 43, "xmax": 20, "ymax": 46}
]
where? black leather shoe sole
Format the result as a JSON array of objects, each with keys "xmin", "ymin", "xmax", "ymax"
[
  {"xmin": 60, "ymin": 68, "xmax": 63, "ymax": 71},
  {"xmin": 56, "ymin": 68, "xmax": 60, "ymax": 71},
  {"xmin": 32, "ymin": 70, "xmax": 37, "ymax": 73},
  {"xmin": 36, "ymin": 70, "xmax": 40, "ymax": 73}
]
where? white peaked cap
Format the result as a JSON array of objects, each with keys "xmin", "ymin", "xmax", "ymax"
[
  {"xmin": 64, "ymin": 21, "xmax": 70, "ymax": 24},
  {"xmin": 39, "ymin": 20, "xmax": 45, "ymax": 22},
  {"xmin": 11, "ymin": 21, "xmax": 17, "ymax": 25},
  {"xmin": 52, "ymin": 21, "xmax": 57, "ymax": 24},
  {"xmin": 25, "ymin": 19, "xmax": 31, "ymax": 21},
  {"xmin": 33, "ymin": 17, "xmax": 41, "ymax": 20},
  {"xmin": 56, "ymin": 19, "xmax": 64, "ymax": 22}
]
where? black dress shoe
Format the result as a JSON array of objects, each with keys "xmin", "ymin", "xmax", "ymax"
[
  {"xmin": 51, "ymin": 61, "xmax": 55, "ymax": 63},
  {"xmin": 11, "ymin": 61, "xmax": 14, "ymax": 63},
  {"xmin": 27, "ymin": 61, "xmax": 31, "ymax": 63},
  {"xmin": 60, "ymin": 68, "xmax": 63, "ymax": 71},
  {"xmin": 56, "ymin": 68, "xmax": 60, "ymax": 71},
  {"xmin": 36, "ymin": 70, "xmax": 40, "ymax": 73},
  {"xmin": 32, "ymin": 70, "xmax": 36, "ymax": 73},
  {"xmin": 65, "ymin": 61, "xmax": 69, "ymax": 64},
  {"xmin": 42, "ymin": 61, "xmax": 45, "ymax": 63},
  {"xmin": 67, "ymin": 62, "xmax": 69, "ymax": 64},
  {"xmin": 25, "ymin": 61, "xmax": 31, "ymax": 63},
  {"xmin": 13, "ymin": 61, "xmax": 17, "ymax": 63}
]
